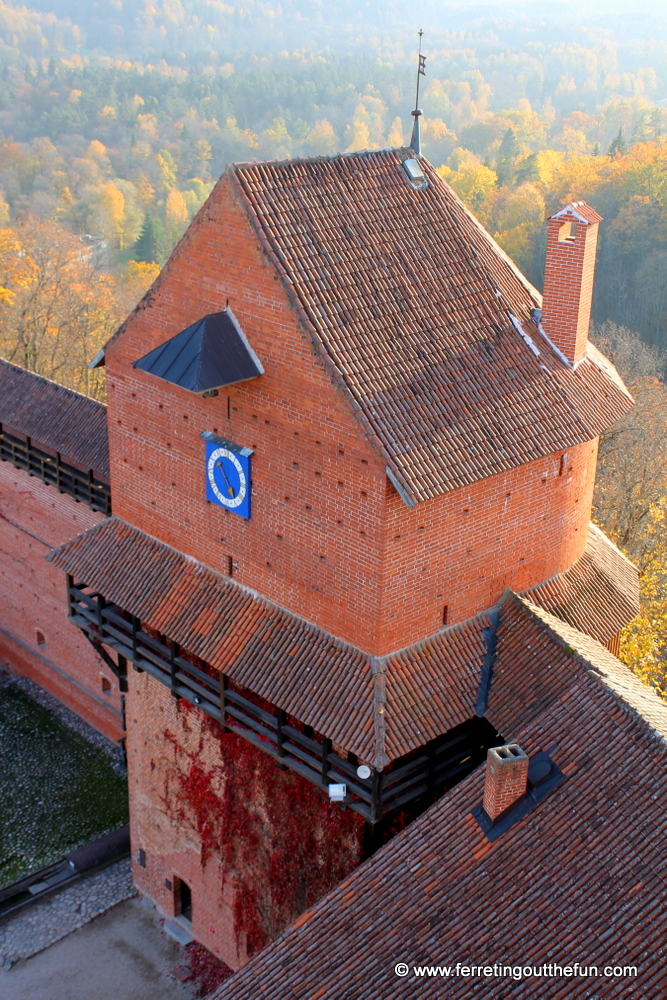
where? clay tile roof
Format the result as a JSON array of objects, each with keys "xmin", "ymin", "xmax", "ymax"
[
  {"xmin": 0, "ymin": 359, "xmax": 109, "ymax": 476},
  {"xmin": 230, "ymin": 151, "xmax": 632, "ymax": 503},
  {"xmin": 208, "ymin": 598, "xmax": 667, "ymax": 1000},
  {"xmin": 550, "ymin": 200, "xmax": 603, "ymax": 226},
  {"xmin": 492, "ymin": 595, "xmax": 667, "ymax": 741},
  {"xmin": 46, "ymin": 517, "xmax": 489, "ymax": 766},
  {"xmin": 521, "ymin": 522, "xmax": 639, "ymax": 644}
]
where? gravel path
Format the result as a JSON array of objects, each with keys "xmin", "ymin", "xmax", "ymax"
[{"xmin": 0, "ymin": 857, "xmax": 137, "ymax": 968}]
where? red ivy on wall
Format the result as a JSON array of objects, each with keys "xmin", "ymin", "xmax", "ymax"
[{"xmin": 162, "ymin": 701, "xmax": 366, "ymax": 955}]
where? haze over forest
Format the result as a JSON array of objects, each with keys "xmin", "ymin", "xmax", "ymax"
[
  {"xmin": 0, "ymin": 0, "xmax": 666, "ymax": 341},
  {"xmin": 0, "ymin": 1, "xmax": 666, "ymax": 685}
]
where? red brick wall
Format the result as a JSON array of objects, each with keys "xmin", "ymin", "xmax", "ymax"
[
  {"xmin": 541, "ymin": 213, "xmax": 599, "ymax": 365},
  {"xmin": 378, "ymin": 439, "xmax": 597, "ymax": 651},
  {"xmin": 127, "ymin": 669, "xmax": 365, "ymax": 970},
  {"xmin": 0, "ymin": 459, "xmax": 123, "ymax": 741},
  {"xmin": 105, "ymin": 176, "xmax": 599, "ymax": 656}
]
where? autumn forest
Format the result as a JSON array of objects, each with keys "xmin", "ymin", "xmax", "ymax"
[{"xmin": 0, "ymin": 0, "xmax": 666, "ymax": 686}]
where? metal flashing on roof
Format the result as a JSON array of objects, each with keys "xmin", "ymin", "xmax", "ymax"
[
  {"xmin": 200, "ymin": 431, "xmax": 253, "ymax": 457},
  {"xmin": 89, "ymin": 348, "xmax": 105, "ymax": 370},
  {"xmin": 403, "ymin": 158, "xmax": 425, "ymax": 182},
  {"xmin": 132, "ymin": 307, "xmax": 264, "ymax": 394},
  {"xmin": 472, "ymin": 751, "xmax": 565, "ymax": 842}
]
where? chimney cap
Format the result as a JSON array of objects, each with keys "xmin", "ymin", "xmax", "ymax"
[{"xmin": 548, "ymin": 201, "xmax": 603, "ymax": 226}]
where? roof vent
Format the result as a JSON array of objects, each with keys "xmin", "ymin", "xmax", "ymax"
[{"xmin": 403, "ymin": 158, "xmax": 425, "ymax": 183}]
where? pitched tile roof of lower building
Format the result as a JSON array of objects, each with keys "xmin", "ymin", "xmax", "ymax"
[
  {"xmin": 0, "ymin": 360, "xmax": 109, "ymax": 476},
  {"xmin": 522, "ymin": 522, "xmax": 638, "ymax": 644},
  {"xmin": 46, "ymin": 516, "xmax": 488, "ymax": 766},
  {"xmin": 208, "ymin": 598, "xmax": 667, "ymax": 1000},
  {"xmin": 230, "ymin": 150, "xmax": 633, "ymax": 503}
]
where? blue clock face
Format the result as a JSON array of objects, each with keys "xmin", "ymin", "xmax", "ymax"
[{"xmin": 205, "ymin": 439, "xmax": 251, "ymax": 519}]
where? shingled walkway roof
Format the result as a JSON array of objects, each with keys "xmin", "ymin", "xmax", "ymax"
[
  {"xmin": 209, "ymin": 596, "xmax": 667, "ymax": 999},
  {"xmin": 230, "ymin": 150, "xmax": 633, "ymax": 504},
  {"xmin": 0, "ymin": 360, "xmax": 109, "ymax": 476},
  {"xmin": 47, "ymin": 516, "xmax": 489, "ymax": 767},
  {"xmin": 524, "ymin": 522, "xmax": 639, "ymax": 644},
  {"xmin": 47, "ymin": 518, "xmax": 637, "ymax": 767}
]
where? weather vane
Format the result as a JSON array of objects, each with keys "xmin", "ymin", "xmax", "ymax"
[{"xmin": 410, "ymin": 29, "xmax": 426, "ymax": 157}]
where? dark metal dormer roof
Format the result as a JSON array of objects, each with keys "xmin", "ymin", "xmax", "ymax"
[{"xmin": 132, "ymin": 307, "xmax": 264, "ymax": 393}]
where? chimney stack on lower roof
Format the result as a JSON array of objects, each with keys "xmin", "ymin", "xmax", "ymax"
[
  {"xmin": 483, "ymin": 744, "xmax": 529, "ymax": 821},
  {"xmin": 540, "ymin": 201, "xmax": 603, "ymax": 366}
]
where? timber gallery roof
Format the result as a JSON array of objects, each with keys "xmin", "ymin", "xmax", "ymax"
[{"xmin": 47, "ymin": 517, "xmax": 638, "ymax": 769}]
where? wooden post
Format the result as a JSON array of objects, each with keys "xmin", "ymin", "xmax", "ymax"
[
  {"xmin": 65, "ymin": 574, "xmax": 74, "ymax": 618},
  {"xmin": 219, "ymin": 674, "xmax": 227, "ymax": 730},
  {"xmin": 97, "ymin": 594, "xmax": 106, "ymax": 642},
  {"xmin": 370, "ymin": 768, "xmax": 383, "ymax": 824},
  {"xmin": 321, "ymin": 737, "xmax": 332, "ymax": 786},
  {"xmin": 276, "ymin": 708, "xmax": 287, "ymax": 770},
  {"xmin": 118, "ymin": 654, "xmax": 128, "ymax": 694},
  {"xmin": 132, "ymin": 615, "xmax": 139, "ymax": 661},
  {"xmin": 169, "ymin": 640, "xmax": 179, "ymax": 698}
]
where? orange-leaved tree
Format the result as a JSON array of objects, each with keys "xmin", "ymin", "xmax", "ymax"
[{"xmin": 0, "ymin": 218, "xmax": 123, "ymax": 399}]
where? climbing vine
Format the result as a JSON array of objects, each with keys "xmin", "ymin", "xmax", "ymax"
[{"xmin": 162, "ymin": 695, "xmax": 365, "ymax": 956}]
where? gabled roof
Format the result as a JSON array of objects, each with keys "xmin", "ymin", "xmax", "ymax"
[
  {"xmin": 550, "ymin": 200, "xmax": 603, "ymax": 225},
  {"xmin": 209, "ymin": 598, "xmax": 667, "ymax": 999},
  {"xmin": 46, "ymin": 518, "xmax": 637, "ymax": 768},
  {"xmin": 0, "ymin": 359, "xmax": 109, "ymax": 476},
  {"xmin": 229, "ymin": 150, "xmax": 632, "ymax": 503},
  {"xmin": 132, "ymin": 308, "xmax": 264, "ymax": 393}
]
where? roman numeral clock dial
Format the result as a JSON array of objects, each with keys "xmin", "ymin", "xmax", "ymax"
[{"xmin": 202, "ymin": 432, "xmax": 253, "ymax": 520}]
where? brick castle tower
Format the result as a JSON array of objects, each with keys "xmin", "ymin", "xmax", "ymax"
[{"xmin": 45, "ymin": 151, "xmax": 635, "ymax": 966}]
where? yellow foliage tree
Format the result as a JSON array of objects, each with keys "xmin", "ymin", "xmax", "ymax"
[
  {"xmin": 618, "ymin": 496, "xmax": 667, "ymax": 694},
  {"xmin": 165, "ymin": 188, "xmax": 189, "ymax": 233},
  {"xmin": 345, "ymin": 120, "xmax": 371, "ymax": 153},
  {"xmin": 0, "ymin": 219, "xmax": 122, "ymax": 399},
  {"xmin": 99, "ymin": 181, "xmax": 126, "ymax": 247},
  {"xmin": 438, "ymin": 162, "xmax": 497, "ymax": 224},
  {"xmin": 387, "ymin": 117, "xmax": 404, "ymax": 147},
  {"xmin": 307, "ymin": 119, "xmax": 338, "ymax": 155}
]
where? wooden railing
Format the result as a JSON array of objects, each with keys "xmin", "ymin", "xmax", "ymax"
[
  {"xmin": 0, "ymin": 425, "xmax": 111, "ymax": 515},
  {"xmin": 67, "ymin": 579, "xmax": 494, "ymax": 824}
]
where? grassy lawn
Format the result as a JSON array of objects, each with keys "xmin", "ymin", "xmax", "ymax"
[{"xmin": 0, "ymin": 683, "xmax": 129, "ymax": 889}]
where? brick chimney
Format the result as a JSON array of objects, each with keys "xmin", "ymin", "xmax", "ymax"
[
  {"xmin": 483, "ymin": 744, "xmax": 529, "ymax": 821},
  {"xmin": 540, "ymin": 201, "xmax": 603, "ymax": 365}
]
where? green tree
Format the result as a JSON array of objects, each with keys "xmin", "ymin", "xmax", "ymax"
[
  {"xmin": 607, "ymin": 127, "xmax": 627, "ymax": 158},
  {"xmin": 134, "ymin": 213, "xmax": 167, "ymax": 265},
  {"xmin": 495, "ymin": 128, "xmax": 520, "ymax": 187}
]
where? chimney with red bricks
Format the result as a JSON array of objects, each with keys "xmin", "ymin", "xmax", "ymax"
[
  {"xmin": 539, "ymin": 201, "xmax": 603, "ymax": 366},
  {"xmin": 483, "ymin": 744, "xmax": 529, "ymax": 821}
]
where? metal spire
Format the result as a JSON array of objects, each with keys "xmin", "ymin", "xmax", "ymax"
[{"xmin": 410, "ymin": 29, "xmax": 426, "ymax": 157}]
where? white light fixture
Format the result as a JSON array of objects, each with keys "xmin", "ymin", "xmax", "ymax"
[
  {"xmin": 328, "ymin": 783, "xmax": 347, "ymax": 802},
  {"xmin": 356, "ymin": 765, "xmax": 371, "ymax": 780}
]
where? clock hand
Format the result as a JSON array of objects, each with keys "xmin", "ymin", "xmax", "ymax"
[{"xmin": 216, "ymin": 460, "xmax": 235, "ymax": 497}]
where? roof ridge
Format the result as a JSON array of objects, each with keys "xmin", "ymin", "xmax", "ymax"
[{"xmin": 513, "ymin": 592, "xmax": 667, "ymax": 741}]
